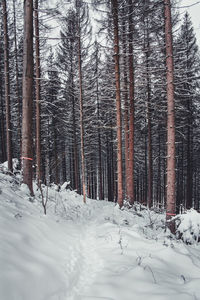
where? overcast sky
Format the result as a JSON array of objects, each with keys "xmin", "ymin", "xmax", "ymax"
[{"xmin": 45, "ymin": 0, "xmax": 200, "ymax": 50}]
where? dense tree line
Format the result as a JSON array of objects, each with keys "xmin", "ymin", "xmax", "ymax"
[{"xmin": 1, "ymin": 0, "xmax": 200, "ymax": 232}]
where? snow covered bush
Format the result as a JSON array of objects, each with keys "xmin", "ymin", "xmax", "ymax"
[
  {"xmin": 0, "ymin": 158, "xmax": 19, "ymax": 173},
  {"xmin": 176, "ymin": 209, "xmax": 200, "ymax": 244}
]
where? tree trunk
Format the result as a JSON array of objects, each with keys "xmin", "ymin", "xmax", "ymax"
[
  {"xmin": 145, "ymin": 24, "xmax": 153, "ymax": 208},
  {"xmin": 2, "ymin": 0, "xmax": 12, "ymax": 172},
  {"xmin": 96, "ymin": 84, "xmax": 103, "ymax": 200},
  {"xmin": 0, "ymin": 78, "xmax": 6, "ymax": 162},
  {"xmin": 54, "ymin": 127, "xmax": 59, "ymax": 185},
  {"xmin": 72, "ymin": 114, "xmax": 79, "ymax": 191},
  {"xmin": 144, "ymin": 129, "xmax": 147, "ymax": 205},
  {"xmin": 61, "ymin": 142, "xmax": 66, "ymax": 183},
  {"xmin": 13, "ymin": 0, "xmax": 21, "ymax": 161},
  {"xmin": 76, "ymin": 1, "xmax": 86, "ymax": 203},
  {"xmin": 70, "ymin": 52, "xmax": 79, "ymax": 192},
  {"xmin": 45, "ymin": 118, "xmax": 50, "ymax": 186},
  {"xmin": 157, "ymin": 127, "xmax": 161, "ymax": 205},
  {"xmin": 111, "ymin": 0, "xmax": 123, "ymax": 207},
  {"xmin": 127, "ymin": 0, "xmax": 135, "ymax": 205},
  {"xmin": 34, "ymin": 0, "xmax": 42, "ymax": 186},
  {"xmin": 97, "ymin": 99, "xmax": 103, "ymax": 200},
  {"xmin": 122, "ymin": 8, "xmax": 129, "ymax": 201},
  {"xmin": 106, "ymin": 131, "xmax": 112, "ymax": 201},
  {"xmin": 95, "ymin": 43, "xmax": 103, "ymax": 200},
  {"xmin": 164, "ymin": 0, "xmax": 176, "ymax": 233},
  {"xmin": 22, "ymin": 0, "xmax": 34, "ymax": 195},
  {"xmin": 186, "ymin": 109, "xmax": 193, "ymax": 209}
]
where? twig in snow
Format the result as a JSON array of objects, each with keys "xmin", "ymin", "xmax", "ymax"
[{"xmin": 144, "ymin": 265, "xmax": 157, "ymax": 284}]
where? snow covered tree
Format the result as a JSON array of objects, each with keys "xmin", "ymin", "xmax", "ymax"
[{"xmin": 174, "ymin": 12, "xmax": 200, "ymax": 211}]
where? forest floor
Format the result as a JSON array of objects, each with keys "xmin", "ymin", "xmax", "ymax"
[{"xmin": 0, "ymin": 163, "xmax": 200, "ymax": 300}]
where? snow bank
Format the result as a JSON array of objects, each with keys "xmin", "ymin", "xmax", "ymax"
[{"xmin": 0, "ymin": 169, "xmax": 200, "ymax": 300}]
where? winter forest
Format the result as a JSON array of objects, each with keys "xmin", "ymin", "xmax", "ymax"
[{"xmin": 1, "ymin": 0, "xmax": 200, "ymax": 299}]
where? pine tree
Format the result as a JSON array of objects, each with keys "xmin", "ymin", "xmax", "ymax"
[
  {"xmin": 21, "ymin": 0, "xmax": 34, "ymax": 195},
  {"xmin": 174, "ymin": 12, "xmax": 200, "ymax": 210},
  {"xmin": 44, "ymin": 50, "xmax": 61, "ymax": 185},
  {"xmin": 111, "ymin": 0, "xmax": 123, "ymax": 207},
  {"xmin": 126, "ymin": 0, "xmax": 135, "ymax": 205},
  {"xmin": 2, "ymin": 0, "xmax": 13, "ymax": 172},
  {"xmin": 164, "ymin": 0, "xmax": 176, "ymax": 233},
  {"xmin": 12, "ymin": 0, "xmax": 21, "ymax": 160},
  {"xmin": 0, "ymin": 23, "xmax": 6, "ymax": 163},
  {"xmin": 34, "ymin": 0, "xmax": 42, "ymax": 186},
  {"xmin": 57, "ymin": 9, "xmax": 80, "ymax": 191}
]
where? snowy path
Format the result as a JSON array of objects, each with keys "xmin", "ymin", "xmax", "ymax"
[
  {"xmin": 64, "ymin": 224, "xmax": 103, "ymax": 300},
  {"xmin": 64, "ymin": 203, "xmax": 200, "ymax": 300}
]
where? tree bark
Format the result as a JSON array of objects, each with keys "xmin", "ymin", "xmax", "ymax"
[
  {"xmin": 76, "ymin": 1, "xmax": 86, "ymax": 203},
  {"xmin": 95, "ymin": 43, "xmax": 103, "ymax": 200},
  {"xmin": 34, "ymin": 0, "xmax": 42, "ymax": 186},
  {"xmin": 2, "ymin": 0, "xmax": 12, "ymax": 172},
  {"xmin": 122, "ymin": 7, "xmax": 129, "ymax": 201},
  {"xmin": 72, "ymin": 97, "xmax": 79, "ymax": 191},
  {"xmin": 13, "ymin": 0, "xmax": 21, "ymax": 161},
  {"xmin": 22, "ymin": 0, "xmax": 34, "ymax": 195},
  {"xmin": 157, "ymin": 127, "xmax": 161, "ymax": 205},
  {"xmin": 106, "ymin": 131, "xmax": 112, "ymax": 201},
  {"xmin": 164, "ymin": 0, "xmax": 176, "ymax": 233},
  {"xmin": 69, "ymin": 40, "xmax": 79, "ymax": 192},
  {"xmin": 111, "ymin": 0, "xmax": 123, "ymax": 207},
  {"xmin": 0, "ymin": 76, "xmax": 6, "ymax": 162},
  {"xmin": 186, "ymin": 99, "xmax": 193, "ymax": 209},
  {"xmin": 145, "ymin": 21, "xmax": 153, "ymax": 208},
  {"xmin": 127, "ymin": 0, "xmax": 135, "ymax": 205},
  {"xmin": 53, "ymin": 126, "xmax": 59, "ymax": 185}
]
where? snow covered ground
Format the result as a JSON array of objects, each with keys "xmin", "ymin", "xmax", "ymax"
[{"xmin": 0, "ymin": 166, "xmax": 200, "ymax": 300}]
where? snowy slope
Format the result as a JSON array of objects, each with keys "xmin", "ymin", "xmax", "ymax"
[{"xmin": 0, "ymin": 169, "xmax": 200, "ymax": 300}]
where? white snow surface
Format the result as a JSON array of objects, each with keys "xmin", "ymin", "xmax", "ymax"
[{"xmin": 0, "ymin": 171, "xmax": 200, "ymax": 300}]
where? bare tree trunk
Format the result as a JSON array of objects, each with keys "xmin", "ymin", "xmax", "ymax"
[
  {"xmin": 22, "ymin": 0, "xmax": 34, "ymax": 195},
  {"xmin": 54, "ymin": 127, "xmax": 59, "ymax": 185},
  {"xmin": 78, "ymin": 43, "xmax": 86, "ymax": 203},
  {"xmin": 2, "ymin": 0, "xmax": 12, "ymax": 172},
  {"xmin": 70, "ymin": 49, "xmax": 79, "ymax": 192},
  {"xmin": 181, "ymin": 139, "xmax": 184, "ymax": 209},
  {"xmin": 194, "ymin": 169, "xmax": 198, "ymax": 210},
  {"xmin": 95, "ymin": 42, "xmax": 103, "ymax": 200},
  {"xmin": 45, "ymin": 118, "xmax": 50, "ymax": 186},
  {"xmin": 145, "ymin": 24, "xmax": 153, "ymax": 208},
  {"xmin": 111, "ymin": 0, "xmax": 123, "ymax": 207},
  {"xmin": 76, "ymin": 1, "xmax": 86, "ymax": 203},
  {"xmin": 157, "ymin": 127, "xmax": 161, "ymax": 205},
  {"xmin": 0, "ymin": 78, "xmax": 6, "ymax": 162},
  {"xmin": 127, "ymin": 0, "xmax": 134, "ymax": 205},
  {"xmin": 97, "ymin": 89, "xmax": 103, "ymax": 200},
  {"xmin": 186, "ymin": 80, "xmax": 193, "ymax": 208},
  {"xmin": 72, "ymin": 108, "xmax": 79, "ymax": 191},
  {"xmin": 13, "ymin": 0, "xmax": 21, "ymax": 160},
  {"xmin": 144, "ymin": 128, "xmax": 147, "ymax": 205},
  {"xmin": 106, "ymin": 131, "xmax": 112, "ymax": 201},
  {"xmin": 87, "ymin": 164, "xmax": 91, "ymax": 198},
  {"xmin": 122, "ymin": 8, "xmax": 129, "ymax": 201},
  {"xmin": 34, "ymin": 0, "xmax": 42, "ymax": 186},
  {"xmin": 102, "ymin": 163, "xmax": 105, "ymax": 199},
  {"xmin": 164, "ymin": 0, "xmax": 176, "ymax": 233}
]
